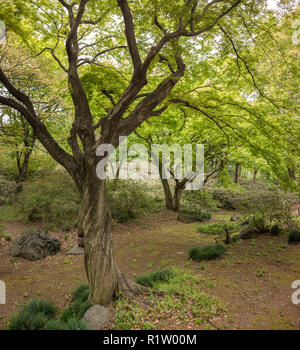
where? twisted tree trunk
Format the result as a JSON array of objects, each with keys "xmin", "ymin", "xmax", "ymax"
[{"xmin": 78, "ymin": 164, "xmax": 147, "ymax": 305}]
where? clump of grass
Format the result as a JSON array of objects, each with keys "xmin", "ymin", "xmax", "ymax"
[
  {"xmin": 62, "ymin": 224, "xmax": 71, "ymax": 232},
  {"xmin": 113, "ymin": 267, "xmax": 226, "ymax": 330},
  {"xmin": 135, "ymin": 269, "xmax": 175, "ymax": 288},
  {"xmin": 8, "ymin": 299, "xmax": 57, "ymax": 330},
  {"xmin": 270, "ymin": 224, "xmax": 282, "ymax": 236},
  {"xmin": 288, "ymin": 229, "xmax": 300, "ymax": 243},
  {"xmin": 180, "ymin": 208, "xmax": 211, "ymax": 222},
  {"xmin": 45, "ymin": 318, "xmax": 89, "ymax": 330},
  {"xmin": 197, "ymin": 223, "xmax": 240, "ymax": 235},
  {"xmin": 189, "ymin": 244, "xmax": 226, "ymax": 261},
  {"xmin": 60, "ymin": 284, "xmax": 91, "ymax": 322}
]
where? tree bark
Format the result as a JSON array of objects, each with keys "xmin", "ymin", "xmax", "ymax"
[
  {"xmin": 252, "ymin": 167, "xmax": 259, "ymax": 182},
  {"xmin": 78, "ymin": 164, "xmax": 147, "ymax": 305}
]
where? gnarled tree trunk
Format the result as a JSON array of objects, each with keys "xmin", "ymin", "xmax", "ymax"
[{"xmin": 78, "ymin": 164, "xmax": 147, "ymax": 305}]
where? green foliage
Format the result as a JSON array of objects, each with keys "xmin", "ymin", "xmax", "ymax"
[
  {"xmin": 62, "ymin": 224, "xmax": 71, "ymax": 232},
  {"xmin": 135, "ymin": 269, "xmax": 175, "ymax": 288},
  {"xmin": 107, "ymin": 180, "xmax": 157, "ymax": 223},
  {"xmin": 238, "ymin": 189, "xmax": 295, "ymax": 231},
  {"xmin": 288, "ymin": 229, "xmax": 300, "ymax": 243},
  {"xmin": 180, "ymin": 208, "xmax": 211, "ymax": 222},
  {"xmin": 60, "ymin": 284, "xmax": 91, "ymax": 323},
  {"xmin": 270, "ymin": 224, "xmax": 282, "ymax": 236},
  {"xmin": 182, "ymin": 190, "xmax": 219, "ymax": 211},
  {"xmin": 8, "ymin": 299, "xmax": 57, "ymax": 330},
  {"xmin": 16, "ymin": 173, "xmax": 80, "ymax": 227},
  {"xmin": 189, "ymin": 244, "xmax": 226, "ymax": 261},
  {"xmin": 197, "ymin": 223, "xmax": 240, "ymax": 235},
  {"xmin": 45, "ymin": 318, "xmax": 90, "ymax": 330}
]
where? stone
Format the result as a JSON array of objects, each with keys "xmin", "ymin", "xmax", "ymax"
[
  {"xmin": 67, "ymin": 246, "xmax": 84, "ymax": 255},
  {"xmin": 230, "ymin": 215, "xmax": 241, "ymax": 222},
  {"xmin": 12, "ymin": 231, "xmax": 60, "ymax": 261},
  {"xmin": 239, "ymin": 225, "xmax": 259, "ymax": 240},
  {"xmin": 82, "ymin": 305, "xmax": 108, "ymax": 330},
  {"xmin": 177, "ymin": 212, "xmax": 198, "ymax": 224}
]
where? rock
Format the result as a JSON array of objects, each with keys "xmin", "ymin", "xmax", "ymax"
[
  {"xmin": 239, "ymin": 225, "xmax": 259, "ymax": 240},
  {"xmin": 12, "ymin": 231, "xmax": 60, "ymax": 261},
  {"xmin": 82, "ymin": 305, "xmax": 108, "ymax": 330},
  {"xmin": 67, "ymin": 246, "xmax": 84, "ymax": 255},
  {"xmin": 177, "ymin": 213, "xmax": 198, "ymax": 224},
  {"xmin": 230, "ymin": 215, "xmax": 241, "ymax": 222}
]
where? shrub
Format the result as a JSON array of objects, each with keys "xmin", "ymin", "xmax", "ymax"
[
  {"xmin": 237, "ymin": 189, "xmax": 295, "ymax": 232},
  {"xmin": 62, "ymin": 224, "xmax": 71, "ymax": 232},
  {"xmin": 16, "ymin": 173, "xmax": 80, "ymax": 227},
  {"xmin": 60, "ymin": 284, "xmax": 91, "ymax": 323},
  {"xmin": 135, "ymin": 269, "xmax": 175, "ymax": 288},
  {"xmin": 288, "ymin": 229, "xmax": 300, "ymax": 243},
  {"xmin": 189, "ymin": 244, "xmax": 226, "ymax": 261},
  {"xmin": 182, "ymin": 190, "xmax": 219, "ymax": 211},
  {"xmin": 45, "ymin": 318, "xmax": 90, "ymax": 330},
  {"xmin": 197, "ymin": 223, "xmax": 240, "ymax": 235},
  {"xmin": 8, "ymin": 299, "xmax": 57, "ymax": 330},
  {"xmin": 107, "ymin": 180, "xmax": 157, "ymax": 223},
  {"xmin": 270, "ymin": 224, "xmax": 282, "ymax": 236},
  {"xmin": 180, "ymin": 208, "xmax": 211, "ymax": 222}
]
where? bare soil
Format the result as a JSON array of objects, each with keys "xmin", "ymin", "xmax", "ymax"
[{"xmin": 0, "ymin": 208, "xmax": 299, "ymax": 330}]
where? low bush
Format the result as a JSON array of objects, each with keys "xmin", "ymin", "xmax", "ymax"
[
  {"xmin": 189, "ymin": 244, "xmax": 226, "ymax": 261},
  {"xmin": 16, "ymin": 172, "xmax": 80, "ymax": 227},
  {"xmin": 270, "ymin": 224, "xmax": 282, "ymax": 236},
  {"xmin": 135, "ymin": 269, "xmax": 175, "ymax": 288},
  {"xmin": 45, "ymin": 318, "xmax": 89, "ymax": 330},
  {"xmin": 60, "ymin": 284, "xmax": 91, "ymax": 323},
  {"xmin": 197, "ymin": 223, "xmax": 240, "ymax": 235},
  {"xmin": 179, "ymin": 208, "xmax": 211, "ymax": 222},
  {"xmin": 182, "ymin": 190, "xmax": 219, "ymax": 211},
  {"xmin": 288, "ymin": 229, "xmax": 300, "ymax": 243},
  {"xmin": 8, "ymin": 299, "xmax": 57, "ymax": 330},
  {"xmin": 107, "ymin": 180, "xmax": 157, "ymax": 223}
]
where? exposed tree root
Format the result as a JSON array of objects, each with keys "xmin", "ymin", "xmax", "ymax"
[{"xmin": 115, "ymin": 270, "xmax": 149, "ymax": 299}]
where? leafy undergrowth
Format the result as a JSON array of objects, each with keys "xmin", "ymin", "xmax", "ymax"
[
  {"xmin": 8, "ymin": 285, "xmax": 91, "ymax": 330},
  {"xmin": 197, "ymin": 223, "xmax": 241, "ymax": 235},
  {"xmin": 106, "ymin": 267, "xmax": 226, "ymax": 330},
  {"xmin": 189, "ymin": 244, "xmax": 226, "ymax": 261}
]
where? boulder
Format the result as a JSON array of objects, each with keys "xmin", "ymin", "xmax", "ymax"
[
  {"xmin": 67, "ymin": 246, "xmax": 84, "ymax": 255},
  {"xmin": 177, "ymin": 213, "xmax": 198, "ymax": 224},
  {"xmin": 12, "ymin": 231, "xmax": 60, "ymax": 261},
  {"xmin": 239, "ymin": 225, "xmax": 259, "ymax": 240},
  {"xmin": 82, "ymin": 305, "xmax": 108, "ymax": 330},
  {"xmin": 230, "ymin": 215, "xmax": 241, "ymax": 222}
]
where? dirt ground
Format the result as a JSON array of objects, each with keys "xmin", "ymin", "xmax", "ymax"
[{"xmin": 0, "ymin": 207, "xmax": 299, "ymax": 330}]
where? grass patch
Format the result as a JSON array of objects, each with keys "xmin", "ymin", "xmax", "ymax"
[
  {"xmin": 189, "ymin": 244, "xmax": 226, "ymax": 261},
  {"xmin": 112, "ymin": 267, "xmax": 226, "ymax": 330},
  {"xmin": 135, "ymin": 269, "xmax": 175, "ymax": 288},
  {"xmin": 180, "ymin": 208, "xmax": 211, "ymax": 222},
  {"xmin": 197, "ymin": 223, "xmax": 240, "ymax": 235},
  {"xmin": 288, "ymin": 229, "xmax": 300, "ymax": 243},
  {"xmin": 60, "ymin": 284, "xmax": 91, "ymax": 322},
  {"xmin": 8, "ymin": 299, "xmax": 57, "ymax": 330}
]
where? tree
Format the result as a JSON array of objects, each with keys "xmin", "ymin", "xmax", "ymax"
[{"xmin": 0, "ymin": 0, "xmax": 298, "ymax": 305}]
